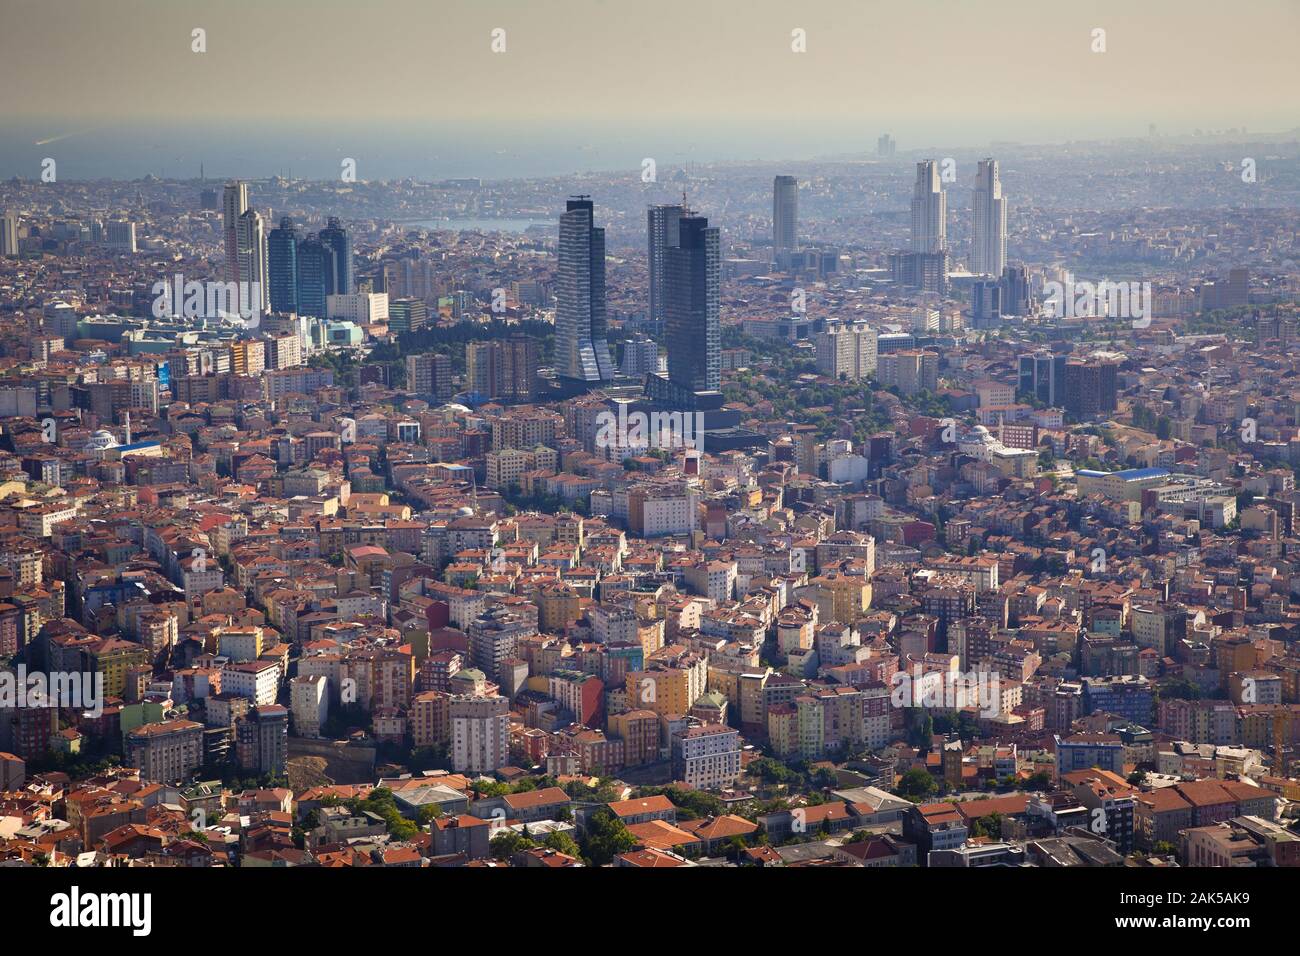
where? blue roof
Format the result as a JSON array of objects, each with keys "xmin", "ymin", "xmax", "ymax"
[{"xmin": 1078, "ymin": 467, "xmax": 1168, "ymax": 480}]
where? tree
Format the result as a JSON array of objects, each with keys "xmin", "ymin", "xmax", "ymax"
[
  {"xmin": 490, "ymin": 828, "xmax": 534, "ymax": 861},
  {"xmin": 971, "ymin": 812, "xmax": 1003, "ymax": 839},
  {"xmin": 350, "ymin": 787, "xmax": 419, "ymax": 841},
  {"xmin": 542, "ymin": 830, "xmax": 580, "ymax": 857},
  {"xmin": 580, "ymin": 808, "xmax": 636, "ymax": 866},
  {"xmin": 1019, "ymin": 771, "xmax": 1052, "ymax": 791},
  {"xmin": 473, "ymin": 780, "xmax": 510, "ymax": 799},
  {"xmin": 896, "ymin": 767, "xmax": 938, "ymax": 801}
]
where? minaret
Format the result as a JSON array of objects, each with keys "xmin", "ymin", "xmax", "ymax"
[{"xmin": 124, "ymin": 410, "xmax": 132, "ymax": 445}]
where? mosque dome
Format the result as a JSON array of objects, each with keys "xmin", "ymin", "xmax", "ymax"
[{"xmin": 85, "ymin": 429, "xmax": 119, "ymax": 450}]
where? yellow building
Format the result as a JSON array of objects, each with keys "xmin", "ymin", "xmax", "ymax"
[
  {"xmin": 88, "ymin": 638, "xmax": 151, "ymax": 698},
  {"xmin": 626, "ymin": 664, "xmax": 703, "ymax": 717},
  {"xmin": 808, "ymin": 571, "xmax": 872, "ymax": 625},
  {"xmin": 535, "ymin": 584, "xmax": 582, "ymax": 633}
]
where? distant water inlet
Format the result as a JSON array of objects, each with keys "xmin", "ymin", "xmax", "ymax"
[{"xmin": 403, "ymin": 218, "xmax": 554, "ymax": 234}]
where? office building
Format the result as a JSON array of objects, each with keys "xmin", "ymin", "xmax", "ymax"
[
  {"xmin": 222, "ymin": 181, "xmax": 248, "ymax": 284},
  {"xmin": 971, "ymin": 280, "xmax": 1002, "ymax": 328},
  {"xmin": 665, "ymin": 212, "xmax": 721, "ymax": 394},
  {"xmin": 387, "ymin": 297, "xmax": 429, "ymax": 334},
  {"xmin": 1063, "ymin": 358, "xmax": 1119, "ymax": 420},
  {"xmin": 1000, "ymin": 264, "xmax": 1033, "ymax": 316},
  {"xmin": 971, "ymin": 158, "xmax": 1007, "ymax": 278},
  {"xmin": 318, "ymin": 217, "xmax": 354, "ymax": 295},
  {"xmin": 890, "ymin": 250, "xmax": 949, "ymax": 295},
  {"xmin": 647, "ymin": 203, "xmax": 685, "ymax": 327},
  {"xmin": 235, "ymin": 208, "xmax": 269, "ymax": 312},
  {"xmin": 911, "ymin": 161, "xmax": 946, "ymax": 255},
  {"xmin": 1018, "ymin": 352, "xmax": 1067, "ymax": 406},
  {"xmin": 1, "ymin": 211, "xmax": 19, "ymax": 256},
  {"xmin": 296, "ymin": 238, "xmax": 332, "ymax": 317},
  {"xmin": 267, "ymin": 217, "xmax": 300, "ymax": 314},
  {"xmin": 773, "ymin": 175, "xmax": 798, "ymax": 253},
  {"xmin": 105, "ymin": 219, "xmax": 136, "ymax": 253},
  {"xmin": 555, "ymin": 197, "xmax": 613, "ymax": 384}
]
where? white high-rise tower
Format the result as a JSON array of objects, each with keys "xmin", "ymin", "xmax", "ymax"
[
  {"xmin": 222, "ymin": 182, "xmax": 249, "ymax": 284},
  {"xmin": 972, "ymin": 158, "xmax": 1008, "ymax": 278},
  {"xmin": 910, "ymin": 161, "xmax": 946, "ymax": 255},
  {"xmin": 235, "ymin": 207, "xmax": 270, "ymax": 313}
]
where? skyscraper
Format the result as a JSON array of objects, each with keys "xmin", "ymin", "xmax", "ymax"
[
  {"xmin": 1064, "ymin": 358, "xmax": 1119, "ymax": 420},
  {"xmin": 222, "ymin": 181, "xmax": 248, "ymax": 284},
  {"xmin": 1000, "ymin": 264, "xmax": 1033, "ymax": 316},
  {"xmin": 773, "ymin": 175, "xmax": 798, "ymax": 253},
  {"xmin": 267, "ymin": 217, "xmax": 299, "ymax": 314},
  {"xmin": 911, "ymin": 161, "xmax": 946, "ymax": 254},
  {"xmin": 647, "ymin": 203, "xmax": 685, "ymax": 327},
  {"xmin": 665, "ymin": 213, "xmax": 721, "ymax": 394},
  {"xmin": 1, "ymin": 211, "xmax": 20, "ymax": 256},
  {"xmin": 235, "ymin": 208, "xmax": 269, "ymax": 312},
  {"xmin": 105, "ymin": 220, "xmax": 137, "ymax": 253},
  {"xmin": 555, "ymin": 197, "xmax": 613, "ymax": 384},
  {"xmin": 296, "ymin": 237, "xmax": 332, "ymax": 318},
  {"xmin": 972, "ymin": 158, "xmax": 1007, "ymax": 277},
  {"xmin": 318, "ymin": 217, "xmax": 354, "ymax": 295}
]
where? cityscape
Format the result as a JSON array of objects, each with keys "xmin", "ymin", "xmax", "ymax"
[{"xmin": 1, "ymin": 0, "xmax": 1298, "ymax": 928}]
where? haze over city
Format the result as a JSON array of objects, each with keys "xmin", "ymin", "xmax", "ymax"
[
  {"xmin": 2, "ymin": 0, "xmax": 1298, "ymax": 179},
  {"xmin": 2, "ymin": 0, "xmax": 1298, "ymax": 932}
]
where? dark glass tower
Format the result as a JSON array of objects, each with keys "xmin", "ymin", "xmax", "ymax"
[
  {"xmin": 318, "ymin": 217, "xmax": 354, "ymax": 295},
  {"xmin": 647, "ymin": 204, "xmax": 685, "ymax": 328},
  {"xmin": 296, "ymin": 237, "xmax": 333, "ymax": 318},
  {"xmin": 665, "ymin": 213, "xmax": 720, "ymax": 394},
  {"xmin": 555, "ymin": 197, "xmax": 613, "ymax": 383},
  {"xmin": 267, "ymin": 216, "xmax": 299, "ymax": 314}
]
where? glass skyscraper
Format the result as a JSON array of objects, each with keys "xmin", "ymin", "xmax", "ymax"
[
  {"xmin": 665, "ymin": 213, "xmax": 720, "ymax": 394},
  {"xmin": 296, "ymin": 237, "xmax": 332, "ymax": 318},
  {"xmin": 555, "ymin": 197, "xmax": 613, "ymax": 383},
  {"xmin": 318, "ymin": 217, "xmax": 354, "ymax": 295},
  {"xmin": 647, "ymin": 203, "xmax": 685, "ymax": 328},
  {"xmin": 267, "ymin": 216, "xmax": 299, "ymax": 314}
]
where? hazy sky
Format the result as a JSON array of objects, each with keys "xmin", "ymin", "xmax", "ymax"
[{"xmin": 2, "ymin": 0, "xmax": 1297, "ymax": 176}]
